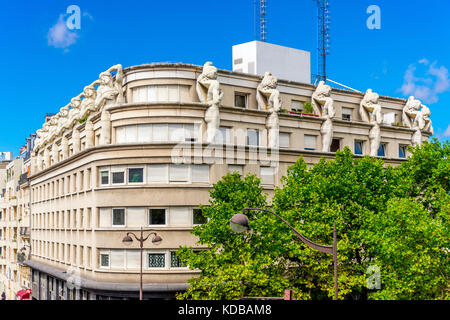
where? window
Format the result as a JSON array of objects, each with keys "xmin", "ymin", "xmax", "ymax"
[
  {"xmin": 152, "ymin": 124, "xmax": 169, "ymax": 142},
  {"xmin": 100, "ymin": 253, "xmax": 109, "ymax": 268},
  {"xmin": 99, "ymin": 208, "xmax": 111, "ymax": 228},
  {"xmin": 228, "ymin": 165, "xmax": 243, "ymax": 175},
  {"xmin": 132, "ymin": 85, "xmax": 189, "ymax": 103},
  {"xmin": 170, "ymin": 251, "xmax": 185, "ymax": 268},
  {"xmin": 279, "ymin": 133, "xmax": 290, "ymax": 149},
  {"xmin": 110, "ymin": 250, "xmax": 125, "ymax": 269},
  {"xmin": 147, "ymin": 164, "xmax": 168, "ymax": 183},
  {"xmin": 111, "ymin": 168, "xmax": 125, "ymax": 184},
  {"xmin": 112, "ymin": 209, "xmax": 125, "ymax": 226},
  {"xmin": 100, "ymin": 170, "xmax": 109, "ymax": 185},
  {"xmin": 354, "ymin": 141, "xmax": 364, "ymax": 155},
  {"xmin": 148, "ymin": 253, "xmax": 165, "ymax": 268},
  {"xmin": 260, "ymin": 167, "xmax": 275, "ymax": 185},
  {"xmin": 330, "ymin": 139, "xmax": 341, "ymax": 152},
  {"xmin": 342, "ymin": 107, "xmax": 353, "ymax": 121},
  {"xmin": 193, "ymin": 208, "xmax": 207, "ymax": 225},
  {"xmin": 304, "ymin": 135, "xmax": 317, "ymax": 151},
  {"xmin": 169, "ymin": 207, "xmax": 190, "ymax": 226},
  {"xmin": 149, "ymin": 209, "xmax": 166, "ymax": 225},
  {"xmin": 215, "ymin": 127, "xmax": 232, "ymax": 144},
  {"xmin": 128, "ymin": 168, "xmax": 144, "ymax": 183},
  {"xmin": 247, "ymin": 129, "xmax": 259, "ymax": 146},
  {"xmin": 399, "ymin": 145, "xmax": 407, "ymax": 158},
  {"xmin": 126, "ymin": 250, "xmax": 140, "ymax": 269},
  {"xmin": 169, "ymin": 164, "xmax": 189, "ymax": 182},
  {"xmin": 377, "ymin": 143, "xmax": 387, "ymax": 157},
  {"xmin": 235, "ymin": 93, "xmax": 248, "ymax": 108},
  {"xmin": 291, "ymin": 100, "xmax": 303, "ymax": 113},
  {"xmin": 191, "ymin": 165, "xmax": 210, "ymax": 183}
]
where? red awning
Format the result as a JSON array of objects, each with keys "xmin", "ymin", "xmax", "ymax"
[{"xmin": 16, "ymin": 289, "xmax": 31, "ymax": 300}]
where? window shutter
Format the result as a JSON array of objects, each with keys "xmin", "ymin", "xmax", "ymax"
[
  {"xmin": 169, "ymin": 164, "xmax": 189, "ymax": 182},
  {"xmin": 304, "ymin": 135, "xmax": 317, "ymax": 149},
  {"xmin": 279, "ymin": 133, "xmax": 290, "ymax": 148},
  {"xmin": 126, "ymin": 250, "xmax": 140, "ymax": 269},
  {"xmin": 157, "ymin": 86, "xmax": 168, "ymax": 101},
  {"xmin": 127, "ymin": 207, "xmax": 146, "ymax": 227},
  {"xmin": 116, "ymin": 127, "xmax": 126, "ymax": 144},
  {"xmin": 169, "ymin": 124, "xmax": 184, "ymax": 142},
  {"xmin": 192, "ymin": 165, "xmax": 210, "ymax": 183},
  {"xmin": 99, "ymin": 208, "xmax": 111, "ymax": 228},
  {"xmin": 110, "ymin": 250, "xmax": 125, "ymax": 269},
  {"xmin": 152, "ymin": 124, "xmax": 168, "ymax": 142},
  {"xmin": 147, "ymin": 164, "xmax": 168, "ymax": 183},
  {"xmin": 125, "ymin": 125, "xmax": 137, "ymax": 143},
  {"xmin": 168, "ymin": 85, "xmax": 179, "ymax": 102},
  {"xmin": 170, "ymin": 207, "xmax": 190, "ymax": 226},
  {"xmin": 137, "ymin": 124, "xmax": 151, "ymax": 142},
  {"xmin": 148, "ymin": 86, "xmax": 157, "ymax": 102},
  {"xmin": 260, "ymin": 167, "xmax": 275, "ymax": 185}
]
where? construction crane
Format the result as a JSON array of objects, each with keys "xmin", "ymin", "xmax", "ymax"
[
  {"xmin": 313, "ymin": 0, "xmax": 330, "ymax": 84},
  {"xmin": 255, "ymin": 0, "xmax": 267, "ymax": 42}
]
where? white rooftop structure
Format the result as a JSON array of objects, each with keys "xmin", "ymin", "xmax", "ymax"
[{"xmin": 232, "ymin": 41, "xmax": 311, "ymax": 84}]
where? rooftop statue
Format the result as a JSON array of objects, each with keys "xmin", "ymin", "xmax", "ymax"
[
  {"xmin": 402, "ymin": 96, "xmax": 422, "ymax": 128},
  {"xmin": 66, "ymin": 95, "xmax": 83, "ymax": 129},
  {"xmin": 34, "ymin": 121, "xmax": 50, "ymax": 151},
  {"xmin": 412, "ymin": 104, "xmax": 434, "ymax": 147},
  {"xmin": 79, "ymin": 85, "xmax": 97, "ymax": 120},
  {"xmin": 197, "ymin": 62, "xmax": 223, "ymax": 143},
  {"xmin": 360, "ymin": 89, "xmax": 380, "ymax": 123},
  {"xmin": 257, "ymin": 72, "xmax": 282, "ymax": 111},
  {"xmin": 95, "ymin": 64, "xmax": 124, "ymax": 111},
  {"xmin": 361, "ymin": 89, "xmax": 383, "ymax": 156},
  {"xmin": 56, "ymin": 104, "xmax": 70, "ymax": 136},
  {"xmin": 312, "ymin": 81, "xmax": 335, "ymax": 152}
]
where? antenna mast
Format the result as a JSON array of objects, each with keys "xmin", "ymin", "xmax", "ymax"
[
  {"xmin": 255, "ymin": 0, "xmax": 267, "ymax": 42},
  {"xmin": 314, "ymin": 0, "xmax": 330, "ymax": 83}
]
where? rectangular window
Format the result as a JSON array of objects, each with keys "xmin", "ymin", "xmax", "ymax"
[
  {"xmin": 112, "ymin": 209, "xmax": 125, "ymax": 226},
  {"xmin": 137, "ymin": 124, "xmax": 151, "ymax": 143},
  {"xmin": 377, "ymin": 143, "xmax": 387, "ymax": 157},
  {"xmin": 147, "ymin": 164, "xmax": 168, "ymax": 183},
  {"xmin": 342, "ymin": 107, "xmax": 353, "ymax": 121},
  {"xmin": 168, "ymin": 124, "xmax": 184, "ymax": 142},
  {"xmin": 304, "ymin": 135, "xmax": 317, "ymax": 151},
  {"xmin": 193, "ymin": 208, "xmax": 207, "ymax": 225},
  {"xmin": 169, "ymin": 164, "xmax": 189, "ymax": 182},
  {"xmin": 330, "ymin": 139, "xmax": 341, "ymax": 153},
  {"xmin": 279, "ymin": 132, "xmax": 290, "ymax": 149},
  {"xmin": 100, "ymin": 170, "xmax": 109, "ymax": 185},
  {"xmin": 228, "ymin": 165, "xmax": 243, "ymax": 175},
  {"xmin": 260, "ymin": 167, "xmax": 275, "ymax": 185},
  {"xmin": 399, "ymin": 145, "xmax": 407, "ymax": 158},
  {"xmin": 126, "ymin": 250, "xmax": 140, "ymax": 269},
  {"xmin": 247, "ymin": 129, "xmax": 259, "ymax": 146},
  {"xmin": 170, "ymin": 251, "xmax": 185, "ymax": 268},
  {"xmin": 291, "ymin": 100, "xmax": 304, "ymax": 113},
  {"xmin": 235, "ymin": 93, "xmax": 248, "ymax": 108},
  {"xmin": 112, "ymin": 172, "xmax": 125, "ymax": 184},
  {"xmin": 128, "ymin": 168, "xmax": 144, "ymax": 183},
  {"xmin": 110, "ymin": 250, "xmax": 125, "ymax": 269},
  {"xmin": 149, "ymin": 209, "xmax": 166, "ymax": 225},
  {"xmin": 152, "ymin": 123, "xmax": 169, "ymax": 142},
  {"xmin": 354, "ymin": 141, "xmax": 364, "ymax": 155},
  {"xmin": 99, "ymin": 208, "xmax": 111, "ymax": 228},
  {"xmin": 148, "ymin": 253, "xmax": 165, "ymax": 268},
  {"xmin": 191, "ymin": 165, "xmax": 210, "ymax": 183},
  {"xmin": 169, "ymin": 207, "xmax": 190, "ymax": 226},
  {"xmin": 127, "ymin": 207, "xmax": 146, "ymax": 228},
  {"xmin": 215, "ymin": 127, "xmax": 231, "ymax": 144}
]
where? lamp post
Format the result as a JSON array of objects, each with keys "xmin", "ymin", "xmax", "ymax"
[
  {"xmin": 230, "ymin": 208, "xmax": 338, "ymax": 300},
  {"xmin": 122, "ymin": 227, "xmax": 162, "ymax": 300}
]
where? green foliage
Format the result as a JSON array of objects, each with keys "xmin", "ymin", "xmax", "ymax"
[
  {"xmin": 177, "ymin": 140, "xmax": 449, "ymax": 300},
  {"xmin": 78, "ymin": 112, "xmax": 89, "ymax": 124},
  {"xmin": 303, "ymin": 102, "xmax": 314, "ymax": 114}
]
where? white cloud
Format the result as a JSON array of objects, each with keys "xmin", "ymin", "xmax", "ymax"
[
  {"xmin": 443, "ymin": 124, "xmax": 450, "ymax": 138},
  {"xmin": 47, "ymin": 14, "xmax": 79, "ymax": 49},
  {"xmin": 399, "ymin": 60, "xmax": 450, "ymax": 104}
]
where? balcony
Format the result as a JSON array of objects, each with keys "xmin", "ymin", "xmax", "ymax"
[{"xmin": 18, "ymin": 173, "xmax": 29, "ymax": 187}]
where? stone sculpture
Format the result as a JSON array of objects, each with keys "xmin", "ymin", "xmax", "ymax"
[
  {"xmin": 402, "ymin": 96, "xmax": 422, "ymax": 128},
  {"xmin": 257, "ymin": 72, "xmax": 282, "ymax": 148},
  {"xmin": 257, "ymin": 72, "xmax": 282, "ymax": 111},
  {"xmin": 197, "ymin": 62, "xmax": 223, "ymax": 143},
  {"xmin": 360, "ymin": 89, "xmax": 380, "ymax": 123},
  {"xmin": 95, "ymin": 64, "xmax": 124, "ymax": 111},
  {"xmin": 312, "ymin": 81, "xmax": 335, "ymax": 152},
  {"xmin": 412, "ymin": 105, "xmax": 434, "ymax": 147},
  {"xmin": 79, "ymin": 85, "xmax": 97, "ymax": 120}
]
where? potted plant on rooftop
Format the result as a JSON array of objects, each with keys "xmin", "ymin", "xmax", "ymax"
[{"xmin": 301, "ymin": 102, "xmax": 318, "ymax": 117}]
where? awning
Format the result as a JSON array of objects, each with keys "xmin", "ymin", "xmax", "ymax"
[{"xmin": 16, "ymin": 289, "xmax": 31, "ymax": 300}]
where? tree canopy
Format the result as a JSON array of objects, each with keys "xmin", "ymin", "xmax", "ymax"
[{"xmin": 177, "ymin": 140, "xmax": 449, "ymax": 300}]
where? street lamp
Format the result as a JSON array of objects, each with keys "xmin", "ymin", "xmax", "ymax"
[
  {"xmin": 122, "ymin": 227, "xmax": 162, "ymax": 300},
  {"xmin": 230, "ymin": 208, "xmax": 338, "ymax": 300}
]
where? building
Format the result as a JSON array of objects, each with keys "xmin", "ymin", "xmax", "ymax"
[{"xmin": 24, "ymin": 45, "xmax": 432, "ymax": 299}]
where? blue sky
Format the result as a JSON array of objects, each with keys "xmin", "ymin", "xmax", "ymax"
[{"xmin": 1, "ymin": 0, "xmax": 449, "ymax": 155}]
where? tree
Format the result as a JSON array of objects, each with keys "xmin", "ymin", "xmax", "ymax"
[{"xmin": 177, "ymin": 140, "xmax": 449, "ymax": 300}]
